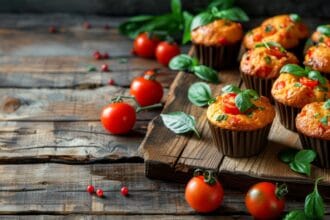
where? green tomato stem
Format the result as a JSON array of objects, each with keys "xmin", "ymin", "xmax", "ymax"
[
  {"xmin": 110, "ymin": 95, "xmax": 162, "ymax": 113},
  {"xmin": 136, "ymin": 103, "xmax": 163, "ymax": 113},
  {"xmin": 275, "ymin": 183, "xmax": 288, "ymax": 200}
]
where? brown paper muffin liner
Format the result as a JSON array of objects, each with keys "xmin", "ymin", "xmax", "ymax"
[
  {"xmin": 274, "ymin": 101, "xmax": 301, "ymax": 132},
  {"xmin": 193, "ymin": 42, "xmax": 240, "ymax": 70},
  {"xmin": 208, "ymin": 122, "xmax": 272, "ymax": 158},
  {"xmin": 298, "ymin": 133, "xmax": 330, "ymax": 168},
  {"xmin": 240, "ymin": 71, "xmax": 275, "ymax": 103}
]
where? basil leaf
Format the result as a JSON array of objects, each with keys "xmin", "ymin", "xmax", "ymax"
[
  {"xmin": 308, "ymin": 70, "xmax": 327, "ymax": 85},
  {"xmin": 304, "ymin": 178, "xmax": 325, "ymax": 220},
  {"xmin": 212, "ymin": 7, "xmax": 249, "ymax": 22},
  {"xmin": 317, "ymin": 25, "xmax": 330, "ymax": 37},
  {"xmin": 243, "ymin": 89, "xmax": 259, "ymax": 100},
  {"xmin": 182, "ymin": 11, "xmax": 193, "ymax": 44},
  {"xmin": 119, "ymin": 15, "xmax": 155, "ymax": 38},
  {"xmin": 320, "ymin": 116, "xmax": 328, "ymax": 125},
  {"xmin": 289, "ymin": 162, "xmax": 311, "ymax": 176},
  {"xmin": 221, "ymin": 84, "xmax": 241, "ymax": 94},
  {"xmin": 161, "ymin": 112, "xmax": 200, "ymax": 138},
  {"xmin": 304, "ymin": 38, "xmax": 313, "ymax": 53},
  {"xmin": 278, "ymin": 148, "xmax": 299, "ymax": 164},
  {"xmin": 188, "ymin": 82, "xmax": 212, "ymax": 107},
  {"xmin": 208, "ymin": 0, "xmax": 235, "ymax": 10},
  {"xmin": 295, "ymin": 150, "xmax": 316, "ymax": 164},
  {"xmin": 235, "ymin": 92, "xmax": 254, "ymax": 112},
  {"xmin": 171, "ymin": 0, "xmax": 181, "ymax": 16},
  {"xmin": 255, "ymin": 41, "xmax": 286, "ymax": 52},
  {"xmin": 290, "ymin": 14, "xmax": 301, "ymax": 22},
  {"xmin": 284, "ymin": 210, "xmax": 307, "ymax": 220},
  {"xmin": 280, "ymin": 64, "xmax": 307, "ymax": 76},
  {"xmin": 216, "ymin": 114, "xmax": 228, "ymax": 121},
  {"xmin": 323, "ymin": 99, "xmax": 330, "ymax": 110},
  {"xmin": 169, "ymin": 54, "xmax": 193, "ymax": 70},
  {"xmin": 191, "ymin": 12, "xmax": 214, "ymax": 30},
  {"xmin": 191, "ymin": 65, "xmax": 219, "ymax": 83}
]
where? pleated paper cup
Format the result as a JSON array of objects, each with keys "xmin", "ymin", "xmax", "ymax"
[
  {"xmin": 208, "ymin": 121, "xmax": 272, "ymax": 158},
  {"xmin": 274, "ymin": 101, "xmax": 301, "ymax": 132}
]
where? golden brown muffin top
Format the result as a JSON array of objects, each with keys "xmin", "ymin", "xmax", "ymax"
[
  {"xmin": 304, "ymin": 44, "xmax": 330, "ymax": 74},
  {"xmin": 296, "ymin": 100, "xmax": 330, "ymax": 140},
  {"xmin": 311, "ymin": 25, "xmax": 330, "ymax": 46},
  {"xmin": 243, "ymin": 14, "xmax": 309, "ymax": 49},
  {"xmin": 207, "ymin": 85, "xmax": 275, "ymax": 131},
  {"xmin": 240, "ymin": 43, "xmax": 299, "ymax": 78},
  {"xmin": 271, "ymin": 68, "xmax": 330, "ymax": 108},
  {"xmin": 191, "ymin": 19, "xmax": 243, "ymax": 46}
]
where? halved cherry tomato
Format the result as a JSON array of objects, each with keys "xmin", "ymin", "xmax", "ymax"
[
  {"xmin": 133, "ymin": 33, "xmax": 160, "ymax": 58},
  {"xmin": 299, "ymin": 77, "xmax": 318, "ymax": 88},
  {"xmin": 155, "ymin": 41, "xmax": 180, "ymax": 66},
  {"xmin": 222, "ymin": 93, "xmax": 240, "ymax": 115},
  {"xmin": 256, "ymin": 66, "xmax": 272, "ymax": 78},
  {"xmin": 245, "ymin": 182, "xmax": 287, "ymax": 219},
  {"xmin": 274, "ymin": 81, "xmax": 286, "ymax": 90},
  {"xmin": 266, "ymin": 48, "xmax": 285, "ymax": 59},
  {"xmin": 185, "ymin": 173, "xmax": 224, "ymax": 213},
  {"xmin": 253, "ymin": 33, "xmax": 262, "ymax": 42},
  {"xmin": 100, "ymin": 102, "xmax": 136, "ymax": 134}
]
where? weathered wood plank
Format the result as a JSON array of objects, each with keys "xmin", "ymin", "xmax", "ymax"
[
  {"xmin": 0, "ymin": 163, "xmax": 326, "ymax": 215},
  {"xmin": 0, "ymin": 216, "xmax": 248, "ymax": 220},
  {"xmin": 0, "ymin": 56, "xmax": 175, "ymax": 88}
]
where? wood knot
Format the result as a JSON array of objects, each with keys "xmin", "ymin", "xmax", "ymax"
[{"xmin": 1, "ymin": 97, "xmax": 21, "ymax": 113}]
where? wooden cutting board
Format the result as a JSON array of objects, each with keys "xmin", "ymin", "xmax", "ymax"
[{"xmin": 138, "ymin": 53, "xmax": 330, "ymax": 199}]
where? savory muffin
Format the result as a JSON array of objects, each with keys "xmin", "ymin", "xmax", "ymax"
[
  {"xmin": 271, "ymin": 64, "xmax": 330, "ymax": 131},
  {"xmin": 207, "ymin": 85, "xmax": 275, "ymax": 157},
  {"xmin": 191, "ymin": 19, "xmax": 244, "ymax": 70},
  {"xmin": 311, "ymin": 24, "xmax": 330, "ymax": 46},
  {"xmin": 240, "ymin": 42, "xmax": 299, "ymax": 100},
  {"xmin": 296, "ymin": 100, "xmax": 330, "ymax": 168},
  {"xmin": 304, "ymin": 44, "xmax": 330, "ymax": 77}
]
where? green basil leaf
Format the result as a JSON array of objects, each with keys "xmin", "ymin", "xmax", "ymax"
[
  {"xmin": 255, "ymin": 41, "xmax": 286, "ymax": 52},
  {"xmin": 278, "ymin": 148, "xmax": 299, "ymax": 164},
  {"xmin": 221, "ymin": 84, "xmax": 241, "ymax": 94},
  {"xmin": 295, "ymin": 150, "xmax": 317, "ymax": 163},
  {"xmin": 171, "ymin": 0, "xmax": 181, "ymax": 16},
  {"xmin": 212, "ymin": 7, "xmax": 249, "ymax": 22},
  {"xmin": 191, "ymin": 12, "xmax": 214, "ymax": 30},
  {"xmin": 320, "ymin": 116, "xmax": 328, "ymax": 125},
  {"xmin": 235, "ymin": 92, "xmax": 254, "ymax": 112},
  {"xmin": 323, "ymin": 99, "xmax": 330, "ymax": 110},
  {"xmin": 304, "ymin": 38, "xmax": 313, "ymax": 53},
  {"xmin": 169, "ymin": 54, "xmax": 193, "ymax": 71},
  {"xmin": 216, "ymin": 114, "xmax": 228, "ymax": 121},
  {"xmin": 161, "ymin": 112, "xmax": 200, "ymax": 138},
  {"xmin": 280, "ymin": 64, "xmax": 307, "ymax": 76},
  {"xmin": 191, "ymin": 65, "xmax": 219, "ymax": 83},
  {"xmin": 118, "ymin": 15, "xmax": 155, "ymax": 38},
  {"xmin": 289, "ymin": 161, "xmax": 311, "ymax": 176},
  {"xmin": 317, "ymin": 25, "xmax": 330, "ymax": 37},
  {"xmin": 208, "ymin": 97, "xmax": 216, "ymax": 105},
  {"xmin": 182, "ymin": 11, "xmax": 193, "ymax": 44},
  {"xmin": 290, "ymin": 14, "xmax": 301, "ymax": 22},
  {"xmin": 243, "ymin": 89, "xmax": 259, "ymax": 100},
  {"xmin": 308, "ymin": 70, "xmax": 327, "ymax": 85},
  {"xmin": 188, "ymin": 82, "xmax": 212, "ymax": 107},
  {"xmin": 304, "ymin": 178, "xmax": 325, "ymax": 220},
  {"xmin": 284, "ymin": 210, "xmax": 307, "ymax": 220},
  {"xmin": 208, "ymin": 0, "xmax": 235, "ymax": 10},
  {"xmin": 191, "ymin": 57, "xmax": 199, "ymax": 66}
]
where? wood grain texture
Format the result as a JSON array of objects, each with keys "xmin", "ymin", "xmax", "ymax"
[{"xmin": 0, "ymin": 216, "xmax": 246, "ymax": 220}]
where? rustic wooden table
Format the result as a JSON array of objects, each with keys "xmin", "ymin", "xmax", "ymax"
[{"xmin": 0, "ymin": 14, "xmax": 328, "ymax": 219}]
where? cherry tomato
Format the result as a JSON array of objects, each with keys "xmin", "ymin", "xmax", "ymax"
[
  {"xmin": 96, "ymin": 189, "xmax": 104, "ymax": 197},
  {"xmin": 86, "ymin": 185, "xmax": 95, "ymax": 194},
  {"xmin": 100, "ymin": 102, "xmax": 136, "ymax": 134},
  {"xmin": 133, "ymin": 33, "xmax": 160, "ymax": 58},
  {"xmin": 222, "ymin": 93, "xmax": 240, "ymax": 115},
  {"xmin": 155, "ymin": 41, "xmax": 180, "ymax": 66},
  {"xmin": 299, "ymin": 77, "xmax": 319, "ymax": 88},
  {"xmin": 245, "ymin": 182, "xmax": 286, "ymax": 219},
  {"xmin": 275, "ymin": 81, "xmax": 286, "ymax": 90},
  {"xmin": 266, "ymin": 48, "xmax": 285, "ymax": 59},
  {"xmin": 185, "ymin": 174, "xmax": 224, "ymax": 213},
  {"xmin": 130, "ymin": 71, "xmax": 163, "ymax": 107},
  {"xmin": 218, "ymin": 37, "xmax": 228, "ymax": 45},
  {"xmin": 253, "ymin": 33, "xmax": 263, "ymax": 42},
  {"xmin": 256, "ymin": 65, "xmax": 272, "ymax": 77},
  {"xmin": 121, "ymin": 186, "xmax": 129, "ymax": 196}
]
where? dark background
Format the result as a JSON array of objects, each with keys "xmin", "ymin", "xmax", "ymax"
[{"xmin": 0, "ymin": 0, "xmax": 329, "ymax": 18}]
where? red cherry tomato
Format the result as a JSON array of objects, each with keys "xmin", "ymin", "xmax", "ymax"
[
  {"xmin": 100, "ymin": 102, "xmax": 136, "ymax": 134},
  {"xmin": 266, "ymin": 48, "xmax": 285, "ymax": 59},
  {"xmin": 245, "ymin": 182, "xmax": 286, "ymax": 219},
  {"xmin": 133, "ymin": 33, "xmax": 160, "ymax": 58},
  {"xmin": 222, "ymin": 93, "xmax": 240, "ymax": 115},
  {"xmin": 121, "ymin": 186, "xmax": 129, "ymax": 196},
  {"xmin": 155, "ymin": 41, "xmax": 180, "ymax": 66},
  {"xmin": 130, "ymin": 72, "xmax": 163, "ymax": 107},
  {"xmin": 299, "ymin": 77, "xmax": 319, "ymax": 88},
  {"xmin": 275, "ymin": 81, "xmax": 286, "ymax": 90},
  {"xmin": 185, "ymin": 174, "xmax": 224, "ymax": 213},
  {"xmin": 86, "ymin": 185, "xmax": 95, "ymax": 194},
  {"xmin": 96, "ymin": 189, "xmax": 104, "ymax": 197}
]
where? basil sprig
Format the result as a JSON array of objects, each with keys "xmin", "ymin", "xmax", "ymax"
[
  {"xmin": 221, "ymin": 85, "xmax": 259, "ymax": 113},
  {"xmin": 191, "ymin": 6, "xmax": 249, "ymax": 30},
  {"xmin": 188, "ymin": 82, "xmax": 213, "ymax": 107},
  {"xmin": 280, "ymin": 64, "xmax": 327, "ymax": 85},
  {"xmin": 169, "ymin": 54, "xmax": 219, "ymax": 83},
  {"xmin": 289, "ymin": 13, "xmax": 301, "ymax": 22},
  {"xmin": 317, "ymin": 25, "xmax": 330, "ymax": 37},
  {"xmin": 278, "ymin": 148, "xmax": 316, "ymax": 176},
  {"xmin": 255, "ymin": 41, "xmax": 286, "ymax": 53},
  {"xmin": 161, "ymin": 111, "xmax": 200, "ymax": 138},
  {"xmin": 323, "ymin": 99, "xmax": 330, "ymax": 110},
  {"xmin": 284, "ymin": 177, "xmax": 324, "ymax": 220}
]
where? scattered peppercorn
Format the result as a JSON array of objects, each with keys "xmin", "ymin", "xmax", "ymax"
[
  {"xmin": 102, "ymin": 53, "xmax": 109, "ymax": 59},
  {"xmin": 93, "ymin": 51, "xmax": 102, "ymax": 60},
  {"xmin": 87, "ymin": 185, "xmax": 95, "ymax": 194},
  {"xmin": 83, "ymin": 21, "xmax": 92, "ymax": 29},
  {"xmin": 108, "ymin": 79, "xmax": 115, "ymax": 85},
  {"xmin": 101, "ymin": 64, "xmax": 109, "ymax": 72},
  {"xmin": 96, "ymin": 189, "xmax": 104, "ymax": 197},
  {"xmin": 121, "ymin": 186, "xmax": 129, "ymax": 196}
]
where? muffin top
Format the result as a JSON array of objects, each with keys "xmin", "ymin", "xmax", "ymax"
[
  {"xmin": 296, "ymin": 100, "xmax": 330, "ymax": 140},
  {"xmin": 207, "ymin": 85, "xmax": 275, "ymax": 131},
  {"xmin": 243, "ymin": 14, "xmax": 309, "ymax": 49},
  {"xmin": 240, "ymin": 42, "xmax": 299, "ymax": 78},
  {"xmin": 304, "ymin": 44, "xmax": 330, "ymax": 74},
  {"xmin": 191, "ymin": 19, "xmax": 243, "ymax": 46},
  {"xmin": 311, "ymin": 24, "xmax": 330, "ymax": 46},
  {"xmin": 271, "ymin": 64, "xmax": 330, "ymax": 108}
]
